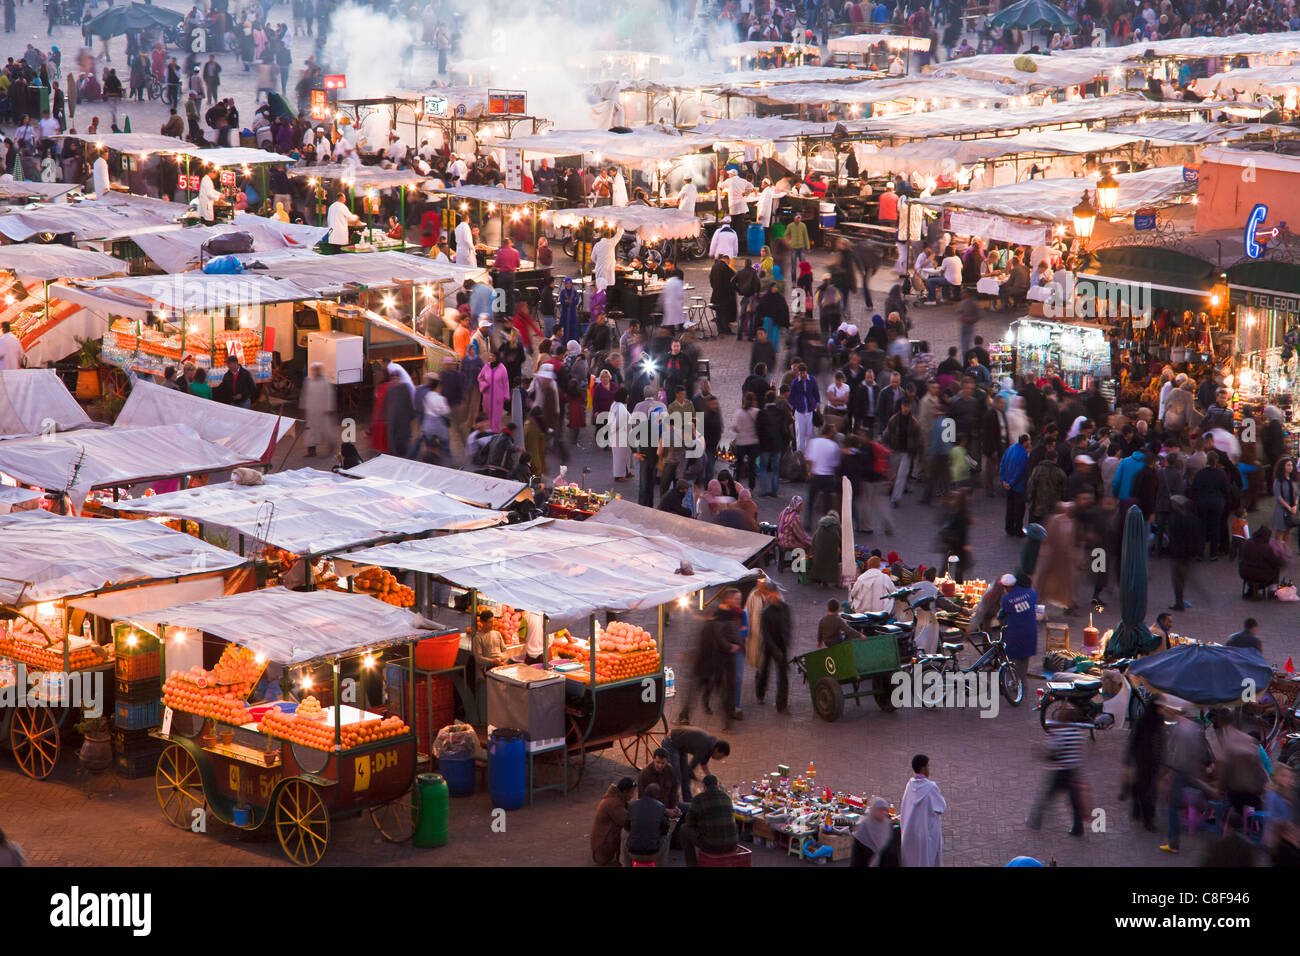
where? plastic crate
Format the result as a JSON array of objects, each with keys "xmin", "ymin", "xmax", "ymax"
[
  {"xmin": 114, "ymin": 749, "xmax": 162, "ymax": 779},
  {"xmin": 114, "ymin": 699, "xmax": 162, "ymax": 731},
  {"xmin": 116, "ymin": 652, "xmax": 160, "ymax": 682},
  {"xmin": 115, "ymin": 675, "xmax": 161, "ymax": 702},
  {"xmin": 112, "ymin": 726, "xmax": 162, "ymax": 755}
]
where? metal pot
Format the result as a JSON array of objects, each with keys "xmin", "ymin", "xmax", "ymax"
[{"xmin": 78, "ymin": 732, "xmax": 112, "ymax": 773}]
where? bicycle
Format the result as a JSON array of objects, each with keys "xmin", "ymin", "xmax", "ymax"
[{"xmin": 913, "ymin": 626, "xmax": 1024, "ymax": 707}]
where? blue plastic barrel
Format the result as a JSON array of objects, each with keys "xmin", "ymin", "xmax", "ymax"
[
  {"xmin": 819, "ymin": 201, "xmax": 837, "ymax": 230},
  {"xmin": 488, "ymin": 728, "xmax": 526, "ymax": 811},
  {"xmin": 746, "ymin": 222, "xmax": 765, "ymax": 255},
  {"xmin": 439, "ymin": 752, "xmax": 476, "ymax": 797}
]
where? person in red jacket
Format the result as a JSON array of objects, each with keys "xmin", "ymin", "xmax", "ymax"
[{"xmin": 418, "ymin": 207, "xmax": 441, "ymax": 252}]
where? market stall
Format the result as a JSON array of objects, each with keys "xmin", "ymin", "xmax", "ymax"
[
  {"xmin": 0, "ymin": 510, "xmax": 242, "ymax": 779},
  {"xmin": 1226, "ymin": 257, "xmax": 1300, "ymax": 450},
  {"xmin": 125, "ymin": 586, "xmax": 451, "ymax": 864},
  {"xmin": 127, "ymin": 212, "xmax": 329, "ymax": 274},
  {"xmin": 426, "ymin": 184, "xmax": 551, "ymax": 275},
  {"xmin": 344, "ymin": 517, "xmax": 757, "ymax": 786},
  {"xmin": 0, "ymin": 423, "xmax": 255, "ymax": 513},
  {"xmin": 285, "ymin": 164, "xmax": 430, "ymax": 251},
  {"xmin": 1005, "ymin": 318, "xmax": 1112, "ymax": 390},
  {"xmin": 115, "ymin": 379, "xmax": 296, "ymax": 462},
  {"xmin": 826, "ymin": 32, "xmax": 931, "ymax": 72},
  {"xmin": 103, "ymin": 466, "xmax": 506, "ymax": 582},
  {"xmin": 0, "ymin": 194, "xmax": 189, "ymax": 271},
  {"xmin": 0, "ymin": 244, "xmax": 127, "ymax": 372}
]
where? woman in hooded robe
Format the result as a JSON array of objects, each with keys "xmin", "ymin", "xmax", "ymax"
[
  {"xmin": 851, "ymin": 796, "xmax": 900, "ymax": 867},
  {"xmin": 811, "ymin": 510, "xmax": 841, "ymax": 586}
]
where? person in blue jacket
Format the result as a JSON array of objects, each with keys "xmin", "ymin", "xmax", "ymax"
[
  {"xmin": 1000, "ymin": 433, "xmax": 1030, "ymax": 537},
  {"xmin": 1111, "ymin": 449, "xmax": 1147, "ymax": 501},
  {"xmin": 999, "ymin": 572, "xmax": 1039, "ymax": 681}
]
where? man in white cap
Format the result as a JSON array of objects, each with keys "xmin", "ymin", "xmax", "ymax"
[
  {"xmin": 455, "ymin": 216, "xmax": 477, "ymax": 267},
  {"xmin": 675, "ymin": 174, "xmax": 697, "ymax": 217},
  {"xmin": 708, "ymin": 216, "xmax": 738, "ymax": 259},
  {"xmin": 720, "ymin": 167, "xmax": 755, "ymax": 253},
  {"xmin": 383, "ymin": 132, "xmax": 405, "ymax": 166},
  {"xmin": 591, "ymin": 226, "xmax": 623, "ymax": 293}
]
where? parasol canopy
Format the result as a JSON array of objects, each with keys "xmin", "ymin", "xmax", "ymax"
[
  {"xmin": 988, "ymin": 0, "xmax": 1078, "ymax": 30},
  {"xmin": 83, "ymin": 2, "xmax": 182, "ymax": 37},
  {"xmin": 1127, "ymin": 643, "xmax": 1272, "ymax": 705},
  {"xmin": 1105, "ymin": 504, "xmax": 1156, "ymax": 658}
]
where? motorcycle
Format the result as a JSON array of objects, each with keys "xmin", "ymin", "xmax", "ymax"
[{"xmin": 1036, "ymin": 658, "xmax": 1148, "ymax": 732}]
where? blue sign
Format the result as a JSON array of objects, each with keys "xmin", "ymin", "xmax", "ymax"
[
  {"xmin": 1134, "ymin": 211, "xmax": 1156, "ymax": 231},
  {"xmin": 1182, "ymin": 165, "xmax": 1199, "ymax": 183},
  {"xmin": 1245, "ymin": 203, "xmax": 1275, "ymax": 258}
]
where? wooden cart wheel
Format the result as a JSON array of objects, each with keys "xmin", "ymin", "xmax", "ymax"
[
  {"xmin": 617, "ymin": 715, "xmax": 668, "ymax": 771},
  {"xmin": 275, "ymin": 779, "xmax": 331, "ymax": 866},
  {"xmin": 369, "ymin": 789, "xmax": 417, "ymax": 843},
  {"xmin": 100, "ymin": 365, "xmax": 132, "ymax": 400},
  {"xmin": 10, "ymin": 706, "xmax": 59, "ymax": 779},
  {"xmin": 155, "ymin": 743, "xmax": 207, "ymax": 828}
]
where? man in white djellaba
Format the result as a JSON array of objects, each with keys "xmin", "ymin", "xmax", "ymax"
[{"xmin": 899, "ymin": 753, "xmax": 947, "ymax": 866}]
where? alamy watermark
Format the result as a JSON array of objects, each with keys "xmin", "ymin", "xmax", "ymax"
[
  {"xmin": 890, "ymin": 666, "xmax": 1001, "ymax": 718},
  {"xmin": 593, "ymin": 409, "xmax": 704, "ymax": 458},
  {"xmin": 1042, "ymin": 278, "xmax": 1153, "ymax": 322},
  {"xmin": 0, "ymin": 662, "xmax": 103, "ymax": 717}
]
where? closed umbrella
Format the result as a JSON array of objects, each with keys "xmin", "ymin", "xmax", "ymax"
[
  {"xmin": 988, "ymin": 0, "xmax": 1078, "ymax": 30},
  {"xmin": 1105, "ymin": 504, "xmax": 1156, "ymax": 658},
  {"xmin": 83, "ymin": 2, "xmax": 183, "ymax": 39},
  {"xmin": 840, "ymin": 475, "xmax": 855, "ymax": 587},
  {"xmin": 1128, "ymin": 644, "xmax": 1272, "ymax": 705}
]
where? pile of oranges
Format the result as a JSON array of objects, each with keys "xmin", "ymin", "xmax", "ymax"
[
  {"xmin": 552, "ymin": 623, "xmax": 659, "ymax": 684},
  {"xmin": 212, "ymin": 645, "xmax": 266, "ymax": 688},
  {"xmin": 0, "ymin": 635, "xmax": 107, "ymax": 672},
  {"xmin": 163, "ymin": 669, "xmax": 254, "ymax": 725},
  {"xmin": 261, "ymin": 708, "xmax": 337, "ymax": 751},
  {"xmin": 340, "ymin": 717, "xmax": 408, "ymax": 748},
  {"xmin": 354, "ymin": 567, "xmax": 415, "ymax": 607}
]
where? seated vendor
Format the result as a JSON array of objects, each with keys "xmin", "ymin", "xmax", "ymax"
[
  {"xmin": 817, "ymin": 599, "xmax": 867, "ymax": 647},
  {"xmin": 472, "ymin": 608, "xmax": 509, "ymax": 674}
]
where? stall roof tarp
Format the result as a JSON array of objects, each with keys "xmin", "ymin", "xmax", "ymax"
[
  {"xmin": 931, "ymin": 51, "xmax": 1119, "ymax": 90},
  {"xmin": 0, "ymin": 195, "xmax": 188, "ymax": 241},
  {"xmin": 131, "ymin": 214, "xmax": 328, "ymax": 273},
  {"xmin": 0, "ymin": 177, "xmax": 81, "ymax": 201},
  {"xmin": 586, "ymin": 498, "xmax": 773, "ymax": 565},
  {"xmin": 341, "ymin": 454, "xmax": 526, "ymax": 509},
  {"xmin": 481, "ymin": 127, "xmax": 705, "ymax": 165},
  {"xmin": 116, "ymin": 380, "xmax": 295, "ymax": 460},
  {"xmin": 0, "ymin": 369, "xmax": 93, "ymax": 438},
  {"xmin": 342, "ymin": 84, "xmax": 500, "ymax": 117},
  {"xmin": 691, "ymin": 65, "xmax": 880, "ymax": 90},
  {"xmin": 549, "ymin": 205, "xmax": 701, "ymax": 239},
  {"xmin": 849, "ymin": 95, "xmax": 1199, "ymax": 140},
  {"xmin": 104, "ymin": 467, "xmax": 506, "ymax": 554},
  {"xmin": 1104, "ymin": 119, "xmax": 1295, "ymax": 145},
  {"xmin": 185, "ymin": 147, "xmax": 290, "ymax": 167},
  {"xmin": 691, "ymin": 117, "xmax": 837, "ymax": 145},
  {"xmin": 129, "ymin": 586, "xmax": 440, "ymax": 665},
  {"xmin": 346, "ymin": 517, "xmax": 757, "ymax": 628},
  {"xmin": 0, "ymin": 423, "xmax": 252, "ymax": 506},
  {"xmin": 922, "ymin": 165, "xmax": 1195, "ymax": 222},
  {"xmin": 858, "ymin": 138, "xmax": 1031, "ymax": 176},
  {"xmin": 285, "ymin": 163, "xmax": 430, "ymax": 190},
  {"xmin": 0, "ymin": 244, "xmax": 126, "ymax": 280},
  {"xmin": 51, "ymin": 273, "xmax": 317, "ymax": 320},
  {"xmin": 0, "ymin": 510, "xmax": 243, "ymax": 605},
  {"xmin": 427, "ymin": 184, "xmax": 547, "ymax": 205},
  {"xmin": 1000, "ymin": 128, "xmax": 1144, "ymax": 154},
  {"xmin": 59, "ymin": 132, "xmax": 192, "ymax": 155},
  {"xmin": 244, "ymin": 249, "xmax": 487, "ymax": 295},
  {"xmin": 828, "ymin": 33, "xmax": 933, "ymax": 52},
  {"xmin": 735, "ymin": 76, "xmax": 1019, "ymax": 107}
]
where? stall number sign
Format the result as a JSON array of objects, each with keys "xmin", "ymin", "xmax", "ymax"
[
  {"xmin": 228, "ymin": 763, "xmax": 277, "ymax": 802},
  {"xmin": 219, "ymin": 170, "xmax": 235, "ymax": 187},
  {"xmin": 423, "ymin": 94, "xmax": 448, "ymax": 117},
  {"xmin": 353, "ymin": 748, "xmax": 401, "ymax": 792},
  {"xmin": 310, "ymin": 89, "xmax": 329, "ymax": 122},
  {"xmin": 180, "ymin": 174, "xmax": 201, "ymax": 190}
]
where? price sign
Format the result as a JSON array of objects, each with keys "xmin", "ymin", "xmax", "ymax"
[
  {"xmin": 310, "ymin": 89, "xmax": 329, "ymax": 121},
  {"xmin": 219, "ymin": 170, "xmax": 235, "ymax": 187}
]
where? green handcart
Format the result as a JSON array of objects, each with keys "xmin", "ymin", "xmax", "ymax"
[{"xmin": 793, "ymin": 629, "xmax": 911, "ymax": 722}]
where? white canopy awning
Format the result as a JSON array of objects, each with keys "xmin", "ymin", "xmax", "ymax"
[
  {"xmin": 342, "ymin": 454, "xmax": 527, "ymax": 509},
  {"xmin": 931, "ymin": 51, "xmax": 1117, "ymax": 90},
  {"xmin": 185, "ymin": 147, "xmax": 290, "ymax": 167},
  {"xmin": 244, "ymin": 249, "xmax": 487, "ymax": 295},
  {"xmin": 0, "ymin": 510, "xmax": 243, "ymax": 606},
  {"xmin": 104, "ymin": 467, "xmax": 506, "ymax": 555},
  {"xmin": 115, "ymin": 380, "xmax": 295, "ymax": 461},
  {"xmin": 690, "ymin": 117, "xmax": 836, "ymax": 146},
  {"xmin": 481, "ymin": 127, "xmax": 705, "ymax": 165},
  {"xmin": 828, "ymin": 33, "xmax": 933, "ymax": 53},
  {"xmin": 922, "ymin": 165, "xmax": 1196, "ymax": 223},
  {"xmin": 426, "ymin": 184, "xmax": 547, "ymax": 205},
  {"xmin": 0, "ymin": 178, "xmax": 81, "ymax": 202},
  {"xmin": 549, "ymin": 205, "xmax": 700, "ymax": 240},
  {"xmin": 586, "ymin": 498, "xmax": 772, "ymax": 565},
  {"xmin": 735, "ymin": 76, "xmax": 1020, "ymax": 108},
  {"xmin": 346, "ymin": 518, "xmax": 757, "ymax": 628},
  {"xmin": 285, "ymin": 164, "xmax": 430, "ymax": 190},
  {"xmin": 0, "ymin": 244, "xmax": 125, "ymax": 280},
  {"xmin": 0, "ymin": 195, "xmax": 188, "ymax": 242},
  {"xmin": 126, "ymin": 587, "xmax": 440, "ymax": 665},
  {"xmin": 131, "ymin": 214, "xmax": 327, "ymax": 273},
  {"xmin": 1105, "ymin": 119, "xmax": 1292, "ymax": 145},
  {"xmin": 58, "ymin": 132, "xmax": 191, "ymax": 155},
  {"xmin": 51, "ymin": 273, "xmax": 316, "ymax": 320},
  {"xmin": 0, "ymin": 423, "xmax": 252, "ymax": 508},
  {"xmin": 0, "ymin": 369, "xmax": 94, "ymax": 438}
]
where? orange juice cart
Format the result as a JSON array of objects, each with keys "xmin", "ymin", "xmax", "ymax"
[
  {"xmin": 345, "ymin": 516, "xmax": 760, "ymax": 790},
  {"xmin": 126, "ymin": 587, "xmax": 455, "ymax": 866},
  {"xmin": 0, "ymin": 511, "xmax": 243, "ymax": 779}
]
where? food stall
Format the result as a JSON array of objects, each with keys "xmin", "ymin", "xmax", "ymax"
[
  {"xmin": 425, "ymin": 185, "xmax": 552, "ymax": 299},
  {"xmin": 344, "ymin": 517, "xmax": 759, "ymax": 788},
  {"xmin": 115, "ymin": 379, "xmax": 297, "ymax": 463},
  {"xmin": 125, "ymin": 586, "xmax": 452, "ymax": 864},
  {"xmin": 0, "ymin": 245, "xmax": 127, "ymax": 374},
  {"xmin": 0, "ymin": 510, "xmax": 242, "ymax": 779},
  {"xmin": 285, "ymin": 164, "xmax": 430, "ymax": 251},
  {"xmin": 127, "ymin": 212, "xmax": 329, "ymax": 274},
  {"xmin": 547, "ymin": 205, "xmax": 702, "ymax": 320},
  {"xmin": 0, "ymin": 422, "xmax": 255, "ymax": 515},
  {"xmin": 1227, "ymin": 258, "xmax": 1300, "ymax": 451},
  {"xmin": 104, "ymin": 466, "xmax": 506, "ymax": 586},
  {"xmin": 826, "ymin": 33, "xmax": 931, "ymax": 72},
  {"xmin": 0, "ymin": 368, "xmax": 94, "ymax": 440},
  {"xmin": 0, "ymin": 193, "xmax": 189, "ymax": 273}
]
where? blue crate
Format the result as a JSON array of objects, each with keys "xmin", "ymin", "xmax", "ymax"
[{"xmin": 114, "ymin": 699, "xmax": 162, "ymax": 731}]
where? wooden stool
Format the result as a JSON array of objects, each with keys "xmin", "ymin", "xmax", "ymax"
[{"xmin": 1045, "ymin": 623, "xmax": 1070, "ymax": 655}]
